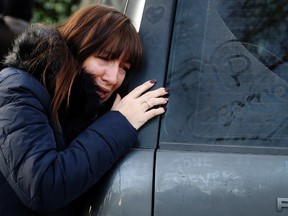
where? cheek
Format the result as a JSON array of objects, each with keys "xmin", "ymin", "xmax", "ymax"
[
  {"xmin": 116, "ymin": 74, "xmax": 126, "ymax": 88},
  {"xmin": 112, "ymin": 75, "xmax": 125, "ymax": 92},
  {"xmin": 83, "ymin": 64, "xmax": 101, "ymax": 80}
]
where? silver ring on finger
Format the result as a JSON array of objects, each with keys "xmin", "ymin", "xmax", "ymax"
[{"xmin": 144, "ymin": 100, "xmax": 151, "ymax": 109}]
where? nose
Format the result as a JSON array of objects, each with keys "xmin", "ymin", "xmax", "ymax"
[{"xmin": 102, "ymin": 63, "xmax": 119, "ymax": 85}]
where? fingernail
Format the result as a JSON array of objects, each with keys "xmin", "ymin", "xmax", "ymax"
[
  {"xmin": 150, "ymin": 79, "xmax": 157, "ymax": 84},
  {"xmin": 165, "ymin": 88, "xmax": 170, "ymax": 92}
]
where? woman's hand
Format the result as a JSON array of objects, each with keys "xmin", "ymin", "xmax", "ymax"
[{"xmin": 112, "ymin": 80, "xmax": 169, "ymax": 130}]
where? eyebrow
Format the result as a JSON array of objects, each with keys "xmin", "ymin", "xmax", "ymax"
[{"xmin": 98, "ymin": 49, "xmax": 132, "ymax": 64}]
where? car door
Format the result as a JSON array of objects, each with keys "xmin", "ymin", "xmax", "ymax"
[
  {"xmin": 155, "ymin": 0, "xmax": 288, "ymax": 215},
  {"xmin": 79, "ymin": 0, "xmax": 174, "ymax": 215}
]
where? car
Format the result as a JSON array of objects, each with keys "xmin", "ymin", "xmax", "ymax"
[{"xmin": 79, "ymin": 0, "xmax": 288, "ymax": 215}]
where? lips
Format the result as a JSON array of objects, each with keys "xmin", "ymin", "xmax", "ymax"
[{"xmin": 96, "ymin": 86, "xmax": 110, "ymax": 100}]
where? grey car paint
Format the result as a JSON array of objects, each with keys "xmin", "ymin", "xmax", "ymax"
[
  {"xmin": 155, "ymin": 151, "xmax": 288, "ymax": 216},
  {"xmin": 81, "ymin": 149, "xmax": 154, "ymax": 216}
]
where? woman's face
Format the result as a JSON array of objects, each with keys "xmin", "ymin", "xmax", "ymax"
[{"xmin": 82, "ymin": 53, "xmax": 131, "ymax": 103}]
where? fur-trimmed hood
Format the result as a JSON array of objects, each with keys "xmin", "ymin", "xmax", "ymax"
[{"xmin": 3, "ymin": 23, "xmax": 67, "ymax": 84}]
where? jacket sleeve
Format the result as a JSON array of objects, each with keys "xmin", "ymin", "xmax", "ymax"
[{"xmin": 0, "ymin": 70, "xmax": 137, "ymax": 212}]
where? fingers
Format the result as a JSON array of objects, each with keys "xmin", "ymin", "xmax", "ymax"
[
  {"xmin": 144, "ymin": 106, "xmax": 166, "ymax": 120},
  {"xmin": 140, "ymin": 87, "xmax": 169, "ymax": 102},
  {"xmin": 112, "ymin": 79, "xmax": 169, "ymax": 130},
  {"xmin": 129, "ymin": 80, "xmax": 157, "ymax": 98},
  {"xmin": 142, "ymin": 97, "xmax": 168, "ymax": 110}
]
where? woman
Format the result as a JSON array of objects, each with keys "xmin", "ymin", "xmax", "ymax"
[{"xmin": 0, "ymin": 4, "xmax": 168, "ymax": 216}]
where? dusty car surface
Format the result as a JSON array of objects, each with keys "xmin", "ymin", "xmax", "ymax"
[{"xmin": 80, "ymin": 0, "xmax": 288, "ymax": 215}]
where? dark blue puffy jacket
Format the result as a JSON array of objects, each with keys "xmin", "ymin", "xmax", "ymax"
[{"xmin": 0, "ymin": 67, "xmax": 137, "ymax": 215}]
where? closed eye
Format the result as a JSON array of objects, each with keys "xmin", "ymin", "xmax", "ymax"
[
  {"xmin": 120, "ymin": 63, "xmax": 131, "ymax": 73},
  {"xmin": 97, "ymin": 55, "xmax": 109, "ymax": 62}
]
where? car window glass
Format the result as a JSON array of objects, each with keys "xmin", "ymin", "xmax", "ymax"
[{"xmin": 160, "ymin": 0, "xmax": 288, "ymax": 153}]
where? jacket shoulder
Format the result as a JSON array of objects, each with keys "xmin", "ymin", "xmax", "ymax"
[{"xmin": 0, "ymin": 67, "xmax": 51, "ymax": 109}]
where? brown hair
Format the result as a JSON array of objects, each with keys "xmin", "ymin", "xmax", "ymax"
[{"xmin": 52, "ymin": 4, "xmax": 143, "ymax": 126}]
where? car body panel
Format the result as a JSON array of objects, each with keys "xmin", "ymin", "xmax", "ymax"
[
  {"xmin": 155, "ymin": 150, "xmax": 288, "ymax": 216},
  {"xmin": 127, "ymin": 0, "xmax": 175, "ymax": 149},
  {"xmin": 81, "ymin": 149, "xmax": 155, "ymax": 216}
]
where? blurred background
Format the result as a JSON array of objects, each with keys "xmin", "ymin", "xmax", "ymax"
[
  {"xmin": 32, "ymin": 0, "xmax": 127, "ymax": 24},
  {"xmin": 31, "ymin": 0, "xmax": 89, "ymax": 24},
  {"xmin": 32, "ymin": 0, "xmax": 83, "ymax": 24}
]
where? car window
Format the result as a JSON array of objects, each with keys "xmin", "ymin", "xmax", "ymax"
[{"xmin": 160, "ymin": 0, "xmax": 288, "ymax": 154}]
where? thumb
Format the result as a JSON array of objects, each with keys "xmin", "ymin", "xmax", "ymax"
[{"xmin": 112, "ymin": 94, "xmax": 122, "ymax": 108}]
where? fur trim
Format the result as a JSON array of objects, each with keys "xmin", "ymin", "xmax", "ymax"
[{"xmin": 3, "ymin": 23, "xmax": 65, "ymax": 81}]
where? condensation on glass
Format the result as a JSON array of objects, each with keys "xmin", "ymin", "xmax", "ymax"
[{"xmin": 160, "ymin": 0, "xmax": 288, "ymax": 153}]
